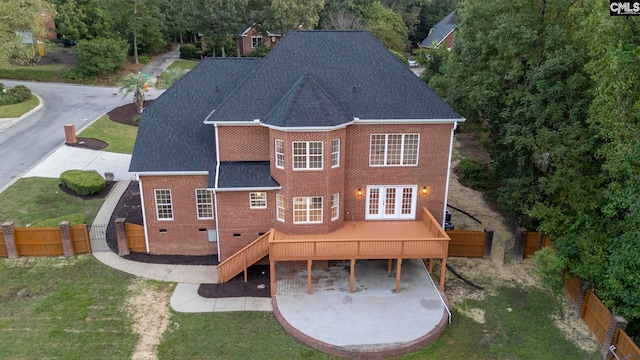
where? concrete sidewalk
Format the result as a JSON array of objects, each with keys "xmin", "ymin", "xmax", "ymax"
[{"xmin": 89, "ymin": 178, "xmax": 272, "ymax": 313}]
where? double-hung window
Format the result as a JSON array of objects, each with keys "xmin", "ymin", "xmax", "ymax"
[
  {"xmin": 369, "ymin": 134, "xmax": 419, "ymax": 166},
  {"xmin": 250, "ymin": 192, "xmax": 267, "ymax": 209},
  {"xmin": 331, "ymin": 139, "xmax": 340, "ymax": 167},
  {"xmin": 251, "ymin": 36, "xmax": 263, "ymax": 48},
  {"xmin": 293, "ymin": 197, "xmax": 323, "ymax": 223},
  {"xmin": 293, "ymin": 141, "xmax": 323, "ymax": 170},
  {"xmin": 195, "ymin": 189, "xmax": 213, "ymax": 219},
  {"xmin": 276, "ymin": 194, "xmax": 285, "ymax": 222},
  {"xmin": 331, "ymin": 193, "xmax": 340, "ymax": 221},
  {"xmin": 154, "ymin": 189, "xmax": 173, "ymax": 220},
  {"xmin": 275, "ymin": 139, "xmax": 284, "ymax": 168}
]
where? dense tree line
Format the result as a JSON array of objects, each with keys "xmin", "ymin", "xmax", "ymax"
[{"xmin": 430, "ymin": 0, "xmax": 639, "ymax": 337}]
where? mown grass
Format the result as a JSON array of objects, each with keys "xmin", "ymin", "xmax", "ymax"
[
  {"xmin": 0, "ymin": 94, "xmax": 39, "ymax": 118},
  {"xmin": 166, "ymin": 59, "xmax": 199, "ymax": 71},
  {"xmin": 0, "ymin": 177, "xmax": 104, "ymax": 226},
  {"xmin": 78, "ymin": 115, "xmax": 138, "ymax": 154},
  {"xmin": 0, "ymin": 67, "xmax": 68, "ymax": 82},
  {"xmin": 159, "ymin": 285, "xmax": 600, "ymax": 360},
  {"xmin": 0, "ymin": 256, "xmax": 137, "ymax": 359}
]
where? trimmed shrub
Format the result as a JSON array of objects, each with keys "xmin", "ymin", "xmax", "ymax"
[
  {"xmin": 138, "ymin": 55, "xmax": 150, "ymax": 64},
  {"xmin": 60, "ymin": 170, "xmax": 106, "ymax": 196},
  {"xmin": 0, "ymin": 85, "xmax": 32, "ymax": 106},
  {"xmin": 34, "ymin": 213, "xmax": 87, "ymax": 227},
  {"xmin": 180, "ymin": 44, "xmax": 199, "ymax": 59}
]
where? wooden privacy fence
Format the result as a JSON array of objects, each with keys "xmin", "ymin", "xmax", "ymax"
[
  {"xmin": 563, "ymin": 275, "xmax": 640, "ymax": 359},
  {"xmin": 446, "ymin": 229, "xmax": 493, "ymax": 258},
  {"xmin": 1, "ymin": 221, "xmax": 91, "ymax": 258}
]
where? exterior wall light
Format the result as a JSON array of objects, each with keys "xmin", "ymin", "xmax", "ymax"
[
  {"xmin": 422, "ymin": 186, "xmax": 429, "ymax": 195},
  {"xmin": 357, "ymin": 188, "xmax": 363, "ymax": 197}
]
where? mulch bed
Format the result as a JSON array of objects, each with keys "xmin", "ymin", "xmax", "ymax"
[
  {"xmin": 199, "ymin": 265, "xmax": 271, "ymax": 298},
  {"xmin": 59, "ymin": 181, "xmax": 116, "ymax": 200},
  {"xmin": 107, "ymin": 100, "xmax": 153, "ymax": 126},
  {"xmin": 65, "ymin": 138, "xmax": 108, "ymax": 151}
]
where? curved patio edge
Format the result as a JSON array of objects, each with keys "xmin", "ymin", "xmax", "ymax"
[{"xmin": 272, "ymin": 293, "xmax": 450, "ymax": 359}]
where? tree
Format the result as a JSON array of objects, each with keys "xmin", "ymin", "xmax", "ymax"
[
  {"xmin": 322, "ymin": 10, "xmax": 364, "ymax": 29},
  {"xmin": 0, "ymin": 0, "xmax": 55, "ymax": 67},
  {"xmin": 262, "ymin": 0, "xmax": 325, "ymax": 34},
  {"xmin": 362, "ymin": 1, "xmax": 408, "ymax": 52},
  {"xmin": 533, "ymin": 247, "xmax": 565, "ymax": 318},
  {"xmin": 119, "ymin": 72, "xmax": 149, "ymax": 114},
  {"xmin": 159, "ymin": 68, "xmax": 186, "ymax": 89},
  {"xmin": 75, "ymin": 37, "xmax": 129, "ymax": 77}
]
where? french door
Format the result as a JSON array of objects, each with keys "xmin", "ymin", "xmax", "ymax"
[{"xmin": 365, "ymin": 185, "xmax": 417, "ymax": 220}]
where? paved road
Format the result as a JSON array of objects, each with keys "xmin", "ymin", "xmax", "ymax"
[
  {"xmin": 0, "ymin": 80, "xmax": 144, "ymax": 191},
  {"xmin": 141, "ymin": 49, "xmax": 180, "ymax": 83}
]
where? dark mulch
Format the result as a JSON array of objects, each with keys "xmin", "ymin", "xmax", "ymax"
[
  {"xmin": 124, "ymin": 252, "xmax": 218, "ymax": 265},
  {"xmin": 107, "ymin": 100, "xmax": 154, "ymax": 126},
  {"xmin": 59, "ymin": 181, "xmax": 116, "ymax": 200},
  {"xmin": 106, "ymin": 181, "xmax": 143, "ymax": 252},
  {"xmin": 65, "ymin": 138, "xmax": 108, "ymax": 151},
  {"xmin": 199, "ymin": 265, "xmax": 271, "ymax": 298}
]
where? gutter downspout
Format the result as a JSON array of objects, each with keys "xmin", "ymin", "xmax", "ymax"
[
  {"xmin": 137, "ymin": 174, "xmax": 151, "ymax": 253},
  {"xmin": 442, "ymin": 121, "xmax": 458, "ymax": 225},
  {"xmin": 214, "ymin": 123, "xmax": 221, "ymax": 262}
]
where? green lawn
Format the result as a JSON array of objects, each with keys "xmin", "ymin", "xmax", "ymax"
[
  {"xmin": 166, "ymin": 59, "xmax": 199, "ymax": 71},
  {"xmin": 78, "ymin": 115, "xmax": 138, "ymax": 154},
  {"xmin": 0, "ymin": 256, "xmax": 138, "ymax": 359},
  {"xmin": 160, "ymin": 285, "xmax": 600, "ymax": 360},
  {"xmin": 0, "ymin": 94, "xmax": 39, "ymax": 118},
  {"xmin": 0, "ymin": 177, "xmax": 104, "ymax": 226}
]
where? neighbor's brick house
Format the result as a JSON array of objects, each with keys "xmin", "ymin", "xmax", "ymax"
[
  {"xmin": 235, "ymin": 23, "xmax": 281, "ymax": 56},
  {"xmin": 130, "ymin": 30, "xmax": 464, "ymax": 262},
  {"xmin": 419, "ymin": 11, "xmax": 457, "ymax": 50}
]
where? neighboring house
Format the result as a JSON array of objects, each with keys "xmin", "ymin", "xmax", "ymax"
[
  {"xmin": 236, "ymin": 23, "xmax": 281, "ymax": 56},
  {"xmin": 419, "ymin": 11, "xmax": 457, "ymax": 50},
  {"xmin": 130, "ymin": 30, "xmax": 464, "ymax": 289}
]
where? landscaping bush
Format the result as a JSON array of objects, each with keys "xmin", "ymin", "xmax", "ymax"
[
  {"xmin": 459, "ymin": 158, "xmax": 491, "ymax": 190},
  {"xmin": 76, "ymin": 38, "xmax": 129, "ymax": 77},
  {"xmin": 0, "ymin": 85, "xmax": 32, "ymax": 106},
  {"xmin": 247, "ymin": 44, "xmax": 271, "ymax": 57},
  {"xmin": 33, "ymin": 213, "xmax": 87, "ymax": 226},
  {"xmin": 138, "ymin": 55, "xmax": 150, "ymax": 64},
  {"xmin": 179, "ymin": 44, "xmax": 199, "ymax": 59},
  {"xmin": 60, "ymin": 170, "xmax": 106, "ymax": 196}
]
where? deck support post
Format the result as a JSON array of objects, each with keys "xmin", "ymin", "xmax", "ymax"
[
  {"xmin": 270, "ymin": 260, "xmax": 276, "ymax": 297},
  {"xmin": 439, "ymin": 257, "xmax": 447, "ymax": 292},
  {"xmin": 387, "ymin": 259, "xmax": 393, "ymax": 272},
  {"xmin": 427, "ymin": 258, "xmax": 433, "ymax": 273},
  {"xmin": 395, "ymin": 258, "xmax": 403, "ymax": 293},
  {"xmin": 307, "ymin": 260, "xmax": 313, "ymax": 294},
  {"xmin": 350, "ymin": 259, "xmax": 356, "ymax": 293}
]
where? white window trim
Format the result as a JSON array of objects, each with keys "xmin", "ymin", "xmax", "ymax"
[
  {"xmin": 250, "ymin": 192, "xmax": 267, "ymax": 209},
  {"xmin": 195, "ymin": 189, "xmax": 214, "ymax": 220},
  {"xmin": 276, "ymin": 193, "xmax": 285, "ymax": 222},
  {"xmin": 251, "ymin": 36, "xmax": 263, "ymax": 48},
  {"xmin": 292, "ymin": 141, "xmax": 323, "ymax": 170},
  {"xmin": 331, "ymin": 193, "xmax": 340, "ymax": 221},
  {"xmin": 331, "ymin": 138, "xmax": 340, "ymax": 168},
  {"xmin": 275, "ymin": 139, "xmax": 284, "ymax": 169},
  {"xmin": 293, "ymin": 196, "xmax": 323, "ymax": 224},
  {"xmin": 154, "ymin": 189, "xmax": 173, "ymax": 221},
  {"xmin": 369, "ymin": 133, "xmax": 420, "ymax": 167}
]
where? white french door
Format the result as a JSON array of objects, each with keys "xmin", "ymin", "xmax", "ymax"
[{"xmin": 365, "ymin": 185, "xmax": 417, "ymax": 220}]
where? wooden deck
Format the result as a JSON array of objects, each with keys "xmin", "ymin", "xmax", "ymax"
[{"xmin": 269, "ymin": 207, "xmax": 450, "ymax": 295}]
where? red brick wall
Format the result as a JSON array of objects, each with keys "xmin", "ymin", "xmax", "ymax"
[
  {"xmin": 218, "ymin": 126, "xmax": 269, "ymax": 161},
  {"xmin": 343, "ymin": 123, "xmax": 453, "ymax": 223},
  {"xmin": 268, "ymin": 129, "xmax": 346, "ymax": 235},
  {"xmin": 216, "ymin": 191, "xmax": 275, "ymax": 260},
  {"xmin": 139, "ymin": 175, "xmax": 217, "ymax": 255},
  {"xmin": 443, "ymin": 31, "xmax": 455, "ymax": 49}
]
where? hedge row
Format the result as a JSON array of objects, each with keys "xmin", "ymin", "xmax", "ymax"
[
  {"xmin": 0, "ymin": 84, "xmax": 32, "ymax": 106},
  {"xmin": 60, "ymin": 170, "xmax": 106, "ymax": 196}
]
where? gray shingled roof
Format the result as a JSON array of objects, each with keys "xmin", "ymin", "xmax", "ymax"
[
  {"xmin": 215, "ymin": 162, "xmax": 280, "ymax": 189},
  {"xmin": 129, "ymin": 58, "xmax": 260, "ymax": 173},
  {"xmin": 210, "ymin": 30, "xmax": 462, "ymax": 123},
  {"xmin": 420, "ymin": 11, "xmax": 457, "ymax": 48}
]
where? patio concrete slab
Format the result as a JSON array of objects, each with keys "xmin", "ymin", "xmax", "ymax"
[{"xmin": 273, "ymin": 259, "xmax": 448, "ymax": 357}]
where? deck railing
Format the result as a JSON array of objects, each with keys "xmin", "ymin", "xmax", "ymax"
[{"xmin": 216, "ymin": 230, "xmax": 272, "ymax": 283}]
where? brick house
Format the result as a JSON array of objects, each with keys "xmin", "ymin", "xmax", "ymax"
[
  {"xmin": 419, "ymin": 11, "xmax": 457, "ymax": 50},
  {"xmin": 236, "ymin": 23, "xmax": 281, "ymax": 56},
  {"xmin": 130, "ymin": 30, "xmax": 464, "ymax": 289}
]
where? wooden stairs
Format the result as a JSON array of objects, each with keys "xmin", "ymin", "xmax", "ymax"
[{"xmin": 216, "ymin": 229, "xmax": 273, "ymax": 283}]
